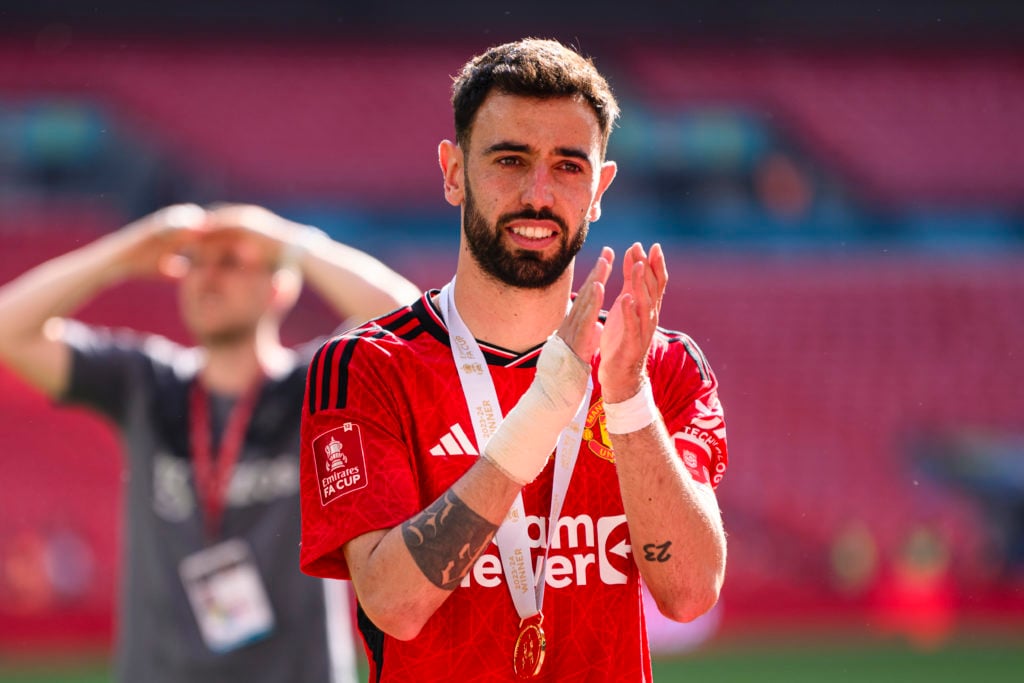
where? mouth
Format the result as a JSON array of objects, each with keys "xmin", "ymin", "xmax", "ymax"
[
  {"xmin": 193, "ymin": 292, "xmax": 226, "ymax": 311},
  {"xmin": 510, "ymin": 225, "xmax": 556, "ymax": 240},
  {"xmin": 505, "ymin": 221, "xmax": 561, "ymax": 249}
]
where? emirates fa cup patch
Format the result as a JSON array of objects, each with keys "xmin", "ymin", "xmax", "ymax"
[{"xmin": 312, "ymin": 422, "xmax": 368, "ymax": 506}]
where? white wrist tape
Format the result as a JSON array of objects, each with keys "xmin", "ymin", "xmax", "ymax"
[
  {"xmin": 603, "ymin": 379, "xmax": 658, "ymax": 434},
  {"xmin": 482, "ymin": 334, "xmax": 591, "ymax": 485}
]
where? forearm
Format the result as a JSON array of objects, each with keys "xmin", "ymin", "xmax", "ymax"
[
  {"xmin": 346, "ymin": 457, "xmax": 521, "ymax": 640},
  {"xmin": 295, "ymin": 229, "xmax": 420, "ymax": 323},
  {"xmin": 1, "ymin": 231, "xmax": 135, "ymax": 326},
  {"xmin": 0, "ymin": 204, "xmax": 203, "ymax": 397},
  {"xmin": 612, "ymin": 421, "xmax": 726, "ymax": 622},
  {"xmin": 0, "ymin": 230, "xmax": 138, "ymax": 395}
]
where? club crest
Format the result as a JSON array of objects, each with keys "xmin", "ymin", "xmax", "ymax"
[{"xmin": 583, "ymin": 400, "xmax": 615, "ymax": 463}]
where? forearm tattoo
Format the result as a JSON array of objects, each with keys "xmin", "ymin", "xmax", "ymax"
[
  {"xmin": 402, "ymin": 490, "xmax": 498, "ymax": 590},
  {"xmin": 642, "ymin": 541, "xmax": 673, "ymax": 563}
]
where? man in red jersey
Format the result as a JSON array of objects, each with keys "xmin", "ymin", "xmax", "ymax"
[{"xmin": 300, "ymin": 38, "xmax": 728, "ymax": 682}]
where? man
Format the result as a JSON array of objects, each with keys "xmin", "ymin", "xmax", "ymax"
[
  {"xmin": 299, "ymin": 39, "xmax": 728, "ymax": 682},
  {"xmin": 0, "ymin": 203, "xmax": 420, "ymax": 682}
]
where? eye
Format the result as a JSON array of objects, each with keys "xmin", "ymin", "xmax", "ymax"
[
  {"xmin": 558, "ymin": 160, "xmax": 584, "ymax": 174},
  {"xmin": 496, "ymin": 156, "xmax": 524, "ymax": 167}
]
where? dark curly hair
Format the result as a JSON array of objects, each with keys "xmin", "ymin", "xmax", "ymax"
[{"xmin": 451, "ymin": 38, "xmax": 619, "ymax": 158}]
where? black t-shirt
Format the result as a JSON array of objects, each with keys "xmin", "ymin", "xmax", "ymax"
[{"xmin": 61, "ymin": 321, "xmax": 346, "ymax": 683}]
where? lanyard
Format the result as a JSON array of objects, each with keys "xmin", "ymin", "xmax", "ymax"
[
  {"xmin": 189, "ymin": 375, "xmax": 264, "ymax": 542},
  {"xmin": 439, "ymin": 280, "xmax": 592, "ymax": 619}
]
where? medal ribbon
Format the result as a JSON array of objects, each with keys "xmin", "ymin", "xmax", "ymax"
[
  {"xmin": 439, "ymin": 280, "xmax": 591, "ymax": 619},
  {"xmin": 189, "ymin": 376, "xmax": 264, "ymax": 542}
]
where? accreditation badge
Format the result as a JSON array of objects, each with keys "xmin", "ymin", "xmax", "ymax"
[{"xmin": 179, "ymin": 538, "xmax": 276, "ymax": 652}]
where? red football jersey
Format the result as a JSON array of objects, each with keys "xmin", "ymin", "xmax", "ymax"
[{"xmin": 300, "ymin": 292, "xmax": 728, "ymax": 682}]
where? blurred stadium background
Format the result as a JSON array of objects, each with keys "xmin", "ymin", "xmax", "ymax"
[{"xmin": 1, "ymin": 1, "xmax": 1023, "ymax": 680}]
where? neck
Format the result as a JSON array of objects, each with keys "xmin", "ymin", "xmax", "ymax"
[
  {"xmin": 451, "ymin": 259, "xmax": 574, "ymax": 353},
  {"xmin": 198, "ymin": 325, "xmax": 291, "ymax": 395}
]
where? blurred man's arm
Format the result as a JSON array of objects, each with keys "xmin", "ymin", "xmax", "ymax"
[
  {"xmin": 297, "ymin": 231, "xmax": 420, "ymax": 323},
  {"xmin": 0, "ymin": 205, "xmax": 205, "ymax": 398},
  {"xmin": 205, "ymin": 204, "xmax": 420, "ymax": 324}
]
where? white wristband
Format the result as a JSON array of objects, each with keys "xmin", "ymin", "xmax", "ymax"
[
  {"xmin": 603, "ymin": 380, "xmax": 658, "ymax": 434},
  {"xmin": 482, "ymin": 334, "xmax": 590, "ymax": 485}
]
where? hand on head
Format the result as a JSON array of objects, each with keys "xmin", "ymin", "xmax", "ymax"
[
  {"xmin": 203, "ymin": 203, "xmax": 316, "ymax": 270},
  {"xmin": 204, "ymin": 203, "xmax": 290, "ymax": 241},
  {"xmin": 120, "ymin": 203, "xmax": 313, "ymax": 281},
  {"xmin": 119, "ymin": 203, "xmax": 207, "ymax": 280}
]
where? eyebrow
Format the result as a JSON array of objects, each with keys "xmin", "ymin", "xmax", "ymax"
[{"xmin": 483, "ymin": 141, "xmax": 591, "ymax": 163}]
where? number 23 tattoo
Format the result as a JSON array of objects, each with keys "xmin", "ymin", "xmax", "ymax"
[{"xmin": 642, "ymin": 540, "xmax": 672, "ymax": 562}]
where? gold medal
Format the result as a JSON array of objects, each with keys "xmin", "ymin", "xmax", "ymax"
[{"xmin": 512, "ymin": 613, "xmax": 546, "ymax": 679}]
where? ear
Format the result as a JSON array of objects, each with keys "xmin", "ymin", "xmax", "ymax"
[
  {"xmin": 438, "ymin": 140, "xmax": 465, "ymax": 207},
  {"xmin": 587, "ymin": 160, "xmax": 618, "ymax": 223}
]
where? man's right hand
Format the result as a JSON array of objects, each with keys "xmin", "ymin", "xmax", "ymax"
[
  {"xmin": 117, "ymin": 203, "xmax": 207, "ymax": 280},
  {"xmin": 202, "ymin": 203, "xmax": 317, "ymax": 270},
  {"xmin": 556, "ymin": 246, "xmax": 613, "ymax": 365}
]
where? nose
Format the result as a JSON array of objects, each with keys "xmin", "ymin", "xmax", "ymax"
[
  {"xmin": 187, "ymin": 260, "xmax": 216, "ymax": 278},
  {"xmin": 185, "ymin": 260, "xmax": 226, "ymax": 289},
  {"xmin": 520, "ymin": 165, "xmax": 555, "ymax": 210}
]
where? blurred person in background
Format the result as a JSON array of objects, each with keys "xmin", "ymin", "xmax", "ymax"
[
  {"xmin": 0, "ymin": 203, "xmax": 420, "ymax": 682},
  {"xmin": 299, "ymin": 38, "xmax": 728, "ymax": 682}
]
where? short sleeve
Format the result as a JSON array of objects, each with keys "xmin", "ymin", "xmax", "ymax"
[
  {"xmin": 60, "ymin": 321, "xmax": 145, "ymax": 423},
  {"xmin": 650, "ymin": 333, "xmax": 729, "ymax": 489},
  {"xmin": 299, "ymin": 334, "xmax": 421, "ymax": 580}
]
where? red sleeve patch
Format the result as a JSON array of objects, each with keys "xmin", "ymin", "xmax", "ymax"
[
  {"xmin": 311, "ymin": 422, "xmax": 369, "ymax": 506},
  {"xmin": 670, "ymin": 393, "xmax": 728, "ymax": 488},
  {"xmin": 674, "ymin": 434, "xmax": 713, "ymax": 485}
]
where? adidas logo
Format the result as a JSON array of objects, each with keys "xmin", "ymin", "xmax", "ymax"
[{"xmin": 429, "ymin": 424, "xmax": 479, "ymax": 456}]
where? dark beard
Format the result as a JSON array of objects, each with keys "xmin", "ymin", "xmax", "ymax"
[{"xmin": 463, "ymin": 179, "xmax": 587, "ymax": 290}]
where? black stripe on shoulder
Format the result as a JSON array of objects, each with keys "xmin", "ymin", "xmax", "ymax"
[
  {"xmin": 403, "ymin": 326, "xmax": 425, "ymax": 341},
  {"xmin": 379, "ymin": 309, "xmax": 417, "ymax": 334},
  {"xmin": 307, "ymin": 333, "xmax": 366, "ymax": 415},
  {"xmin": 663, "ymin": 329, "xmax": 711, "ymax": 382},
  {"xmin": 318, "ymin": 338, "xmax": 346, "ymax": 413},
  {"xmin": 305, "ymin": 338, "xmax": 341, "ymax": 415},
  {"xmin": 332, "ymin": 336, "xmax": 361, "ymax": 410},
  {"xmin": 306, "ymin": 341, "xmax": 327, "ymax": 415},
  {"xmin": 372, "ymin": 305, "xmax": 413, "ymax": 328},
  {"xmin": 309, "ymin": 319, "xmax": 411, "ymax": 414},
  {"xmin": 347, "ymin": 322, "xmax": 387, "ymax": 339}
]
